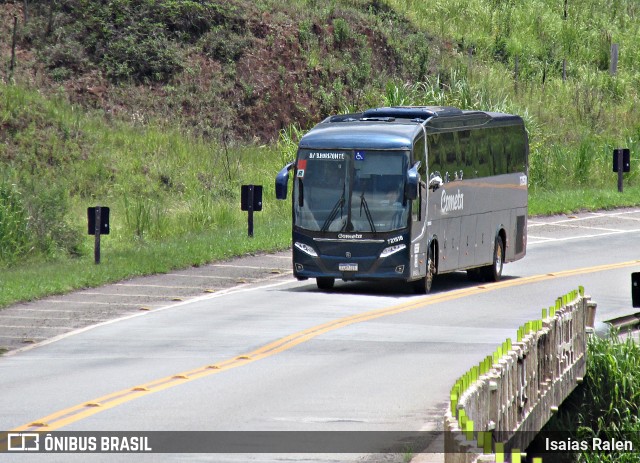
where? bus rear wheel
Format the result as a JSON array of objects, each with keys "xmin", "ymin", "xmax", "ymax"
[
  {"xmin": 482, "ymin": 236, "xmax": 504, "ymax": 282},
  {"xmin": 316, "ymin": 277, "xmax": 335, "ymax": 290}
]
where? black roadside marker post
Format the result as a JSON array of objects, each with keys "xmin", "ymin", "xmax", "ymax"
[
  {"xmin": 241, "ymin": 185, "xmax": 263, "ymax": 237},
  {"xmin": 612, "ymin": 148, "xmax": 630, "ymax": 193},
  {"xmin": 88, "ymin": 206, "xmax": 110, "ymax": 264}
]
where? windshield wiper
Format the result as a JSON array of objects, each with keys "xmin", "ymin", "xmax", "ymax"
[
  {"xmin": 359, "ymin": 192, "xmax": 376, "ymax": 233},
  {"xmin": 321, "ymin": 184, "xmax": 346, "ymax": 232}
]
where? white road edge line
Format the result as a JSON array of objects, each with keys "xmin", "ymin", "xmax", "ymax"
[
  {"xmin": 536, "ymin": 223, "xmax": 624, "ymax": 233},
  {"xmin": 528, "ymin": 210, "xmax": 640, "ymax": 227},
  {"xmin": 527, "ymin": 235, "xmax": 554, "ymax": 241},
  {"xmin": 528, "ymin": 228, "xmax": 640, "ymax": 244}
]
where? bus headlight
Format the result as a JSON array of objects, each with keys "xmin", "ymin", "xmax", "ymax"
[
  {"xmin": 294, "ymin": 241, "xmax": 318, "ymax": 257},
  {"xmin": 380, "ymin": 244, "xmax": 406, "ymax": 258}
]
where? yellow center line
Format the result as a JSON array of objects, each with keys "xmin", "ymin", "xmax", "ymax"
[{"xmin": 11, "ymin": 260, "xmax": 640, "ymax": 432}]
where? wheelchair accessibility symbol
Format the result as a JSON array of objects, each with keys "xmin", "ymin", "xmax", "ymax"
[{"xmin": 354, "ymin": 151, "xmax": 365, "ymax": 161}]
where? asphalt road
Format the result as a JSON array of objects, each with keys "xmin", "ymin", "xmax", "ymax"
[
  {"xmin": 1, "ymin": 208, "xmax": 640, "ymax": 463},
  {"xmin": 0, "ymin": 253, "xmax": 295, "ymax": 353}
]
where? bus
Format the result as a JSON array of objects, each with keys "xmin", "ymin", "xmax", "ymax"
[{"xmin": 275, "ymin": 106, "xmax": 528, "ymax": 292}]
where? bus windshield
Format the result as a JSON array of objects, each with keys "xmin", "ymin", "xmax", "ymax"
[{"xmin": 293, "ymin": 149, "xmax": 410, "ymax": 233}]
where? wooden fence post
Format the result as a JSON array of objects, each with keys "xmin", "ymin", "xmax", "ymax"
[
  {"xmin": 10, "ymin": 16, "xmax": 18, "ymax": 79},
  {"xmin": 610, "ymin": 43, "xmax": 619, "ymax": 76},
  {"xmin": 514, "ymin": 55, "xmax": 519, "ymax": 95}
]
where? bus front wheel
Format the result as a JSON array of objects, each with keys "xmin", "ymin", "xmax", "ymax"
[
  {"xmin": 414, "ymin": 247, "xmax": 435, "ymax": 294},
  {"xmin": 482, "ymin": 236, "xmax": 504, "ymax": 282},
  {"xmin": 316, "ymin": 277, "xmax": 335, "ymax": 290}
]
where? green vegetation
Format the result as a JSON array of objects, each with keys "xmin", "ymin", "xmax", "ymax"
[
  {"xmin": 0, "ymin": 84, "xmax": 291, "ymax": 307},
  {"xmin": 534, "ymin": 330, "xmax": 640, "ymax": 462},
  {"xmin": 387, "ymin": 0, "xmax": 640, "ymax": 193},
  {"xmin": 1, "ymin": 0, "xmax": 640, "ymax": 306}
]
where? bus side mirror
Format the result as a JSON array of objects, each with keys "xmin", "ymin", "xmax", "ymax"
[
  {"xmin": 275, "ymin": 162, "xmax": 294, "ymax": 200},
  {"xmin": 429, "ymin": 174, "xmax": 443, "ymax": 191},
  {"xmin": 405, "ymin": 162, "xmax": 420, "ymax": 200}
]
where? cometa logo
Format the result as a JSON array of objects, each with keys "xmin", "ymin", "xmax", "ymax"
[
  {"xmin": 441, "ymin": 189, "xmax": 464, "ymax": 213},
  {"xmin": 338, "ymin": 233, "xmax": 363, "ymax": 239}
]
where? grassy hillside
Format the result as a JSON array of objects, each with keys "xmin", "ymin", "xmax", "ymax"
[
  {"xmin": 2, "ymin": 0, "xmax": 434, "ymax": 139},
  {"xmin": 0, "ymin": 0, "xmax": 434, "ymax": 267},
  {"xmin": 1, "ymin": 0, "xmax": 640, "ymax": 306}
]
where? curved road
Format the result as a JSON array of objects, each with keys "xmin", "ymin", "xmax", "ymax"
[{"xmin": 1, "ymin": 209, "xmax": 640, "ymax": 462}]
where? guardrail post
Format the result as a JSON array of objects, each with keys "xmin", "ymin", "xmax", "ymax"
[{"xmin": 94, "ymin": 206, "xmax": 101, "ymax": 264}]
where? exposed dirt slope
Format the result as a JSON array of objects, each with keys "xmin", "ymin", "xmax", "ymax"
[{"xmin": 1, "ymin": 0, "xmax": 438, "ymax": 141}]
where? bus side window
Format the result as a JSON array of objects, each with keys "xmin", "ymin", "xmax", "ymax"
[
  {"xmin": 413, "ymin": 137, "xmax": 426, "ymax": 221},
  {"xmin": 444, "ymin": 132, "xmax": 456, "ymax": 172},
  {"xmin": 489, "ymin": 129, "xmax": 505, "ymax": 175},
  {"xmin": 431, "ymin": 131, "xmax": 456, "ymax": 182},
  {"xmin": 478, "ymin": 129, "xmax": 492, "ymax": 177},
  {"xmin": 505, "ymin": 126, "xmax": 515, "ymax": 173},
  {"xmin": 457, "ymin": 130, "xmax": 471, "ymax": 178},
  {"xmin": 427, "ymin": 133, "xmax": 442, "ymax": 175},
  {"xmin": 463, "ymin": 129, "xmax": 476, "ymax": 178},
  {"xmin": 507, "ymin": 125, "xmax": 526, "ymax": 173}
]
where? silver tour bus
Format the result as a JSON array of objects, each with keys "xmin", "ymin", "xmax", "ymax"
[{"xmin": 275, "ymin": 106, "xmax": 528, "ymax": 292}]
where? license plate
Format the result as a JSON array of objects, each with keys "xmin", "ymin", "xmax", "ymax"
[{"xmin": 339, "ymin": 263, "xmax": 358, "ymax": 272}]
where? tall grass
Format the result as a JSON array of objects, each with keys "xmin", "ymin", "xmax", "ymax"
[
  {"xmin": 0, "ymin": 179, "xmax": 30, "ymax": 265},
  {"xmin": 386, "ymin": 0, "xmax": 640, "ymax": 196},
  {"xmin": 381, "ymin": 65, "xmax": 638, "ymax": 194},
  {"xmin": 0, "ymin": 83, "xmax": 290, "ymax": 271},
  {"xmin": 389, "ymin": 0, "xmax": 640, "ymax": 79}
]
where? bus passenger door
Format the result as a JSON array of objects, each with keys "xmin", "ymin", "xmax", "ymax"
[{"xmin": 410, "ymin": 181, "xmax": 428, "ymax": 279}]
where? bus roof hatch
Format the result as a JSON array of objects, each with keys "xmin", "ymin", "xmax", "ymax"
[{"xmin": 361, "ymin": 106, "xmax": 463, "ymax": 121}]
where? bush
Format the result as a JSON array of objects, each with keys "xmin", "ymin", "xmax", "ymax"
[
  {"xmin": 0, "ymin": 180, "xmax": 30, "ymax": 265},
  {"xmin": 0, "ymin": 174, "xmax": 81, "ymax": 264},
  {"xmin": 103, "ymin": 30, "xmax": 183, "ymax": 83},
  {"xmin": 333, "ymin": 18, "xmax": 351, "ymax": 47},
  {"xmin": 20, "ymin": 179, "xmax": 83, "ymax": 258},
  {"xmin": 200, "ymin": 26, "xmax": 250, "ymax": 63}
]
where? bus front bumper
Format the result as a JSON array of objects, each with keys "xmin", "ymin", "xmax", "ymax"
[{"xmin": 292, "ymin": 248, "xmax": 409, "ymax": 281}]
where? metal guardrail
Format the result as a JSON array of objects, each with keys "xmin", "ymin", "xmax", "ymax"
[{"xmin": 605, "ymin": 312, "xmax": 640, "ymax": 332}]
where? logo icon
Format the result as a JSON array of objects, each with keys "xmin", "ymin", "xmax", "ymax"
[{"xmin": 7, "ymin": 433, "xmax": 40, "ymax": 452}]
